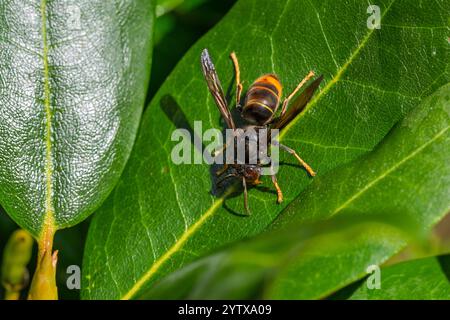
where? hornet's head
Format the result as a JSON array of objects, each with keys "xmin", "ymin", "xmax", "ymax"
[{"xmin": 242, "ymin": 164, "xmax": 261, "ymax": 183}]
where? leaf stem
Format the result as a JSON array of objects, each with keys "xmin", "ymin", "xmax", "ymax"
[{"xmin": 27, "ymin": 225, "xmax": 58, "ymax": 300}]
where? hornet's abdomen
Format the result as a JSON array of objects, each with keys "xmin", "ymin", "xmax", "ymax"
[{"xmin": 242, "ymin": 74, "xmax": 282, "ymax": 125}]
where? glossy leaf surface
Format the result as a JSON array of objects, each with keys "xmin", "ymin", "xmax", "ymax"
[{"xmin": 0, "ymin": 1, "xmax": 154, "ymax": 236}]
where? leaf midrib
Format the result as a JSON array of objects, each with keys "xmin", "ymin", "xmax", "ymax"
[
  {"xmin": 279, "ymin": 0, "xmax": 396, "ymax": 139},
  {"xmin": 331, "ymin": 125, "xmax": 450, "ymax": 216},
  {"xmin": 120, "ymin": 191, "xmax": 229, "ymax": 300},
  {"xmin": 40, "ymin": 0, "xmax": 55, "ymax": 235},
  {"xmin": 120, "ymin": 0, "xmax": 397, "ymax": 299}
]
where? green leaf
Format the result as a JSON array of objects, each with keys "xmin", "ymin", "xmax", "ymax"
[
  {"xmin": 136, "ymin": 83, "xmax": 450, "ymax": 299},
  {"xmin": 139, "ymin": 216, "xmax": 415, "ymax": 299},
  {"xmin": 348, "ymin": 255, "xmax": 450, "ymax": 300},
  {"xmin": 0, "ymin": 1, "xmax": 154, "ymax": 237},
  {"xmin": 82, "ymin": 0, "xmax": 449, "ymax": 299}
]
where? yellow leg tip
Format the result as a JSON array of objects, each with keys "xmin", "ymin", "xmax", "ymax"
[{"xmin": 277, "ymin": 193, "xmax": 283, "ymax": 204}]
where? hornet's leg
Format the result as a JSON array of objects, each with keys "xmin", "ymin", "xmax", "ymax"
[
  {"xmin": 277, "ymin": 142, "xmax": 316, "ymax": 176},
  {"xmin": 242, "ymin": 177, "xmax": 250, "ymax": 215},
  {"xmin": 271, "ymin": 174, "xmax": 283, "ymax": 203},
  {"xmin": 252, "ymin": 178, "xmax": 263, "ymax": 185},
  {"xmin": 280, "ymin": 71, "xmax": 315, "ymax": 116},
  {"xmin": 230, "ymin": 52, "xmax": 243, "ymax": 109},
  {"xmin": 212, "ymin": 143, "xmax": 227, "ymax": 158}
]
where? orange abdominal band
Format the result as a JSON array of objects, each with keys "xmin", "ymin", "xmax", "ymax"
[{"xmin": 254, "ymin": 74, "xmax": 283, "ymax": 97}]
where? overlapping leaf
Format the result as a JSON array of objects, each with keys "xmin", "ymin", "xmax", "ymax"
[
  {"xmin": 140, "ymin": 218, "xmax": 413, "ymax": 299},
  {"xmin": 349, "ymin": 255, "xmax": 450, "ymax": 300}
]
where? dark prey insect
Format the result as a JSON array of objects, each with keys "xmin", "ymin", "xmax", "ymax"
[{"xmin": 200, "ymin": 48, "xmax": 323, "ymax": 214}]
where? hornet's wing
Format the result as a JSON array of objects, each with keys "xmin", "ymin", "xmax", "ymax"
[
  {"xmin": 201, "ymin": 49, "xmax": 236, "ymax": 129},
  {"xmin": 272, "ymin": 75, "xmax": 323, "ymax": 130}
]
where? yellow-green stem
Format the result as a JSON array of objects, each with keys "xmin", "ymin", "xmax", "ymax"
[
  {"xmin": 1, "ymin": 229, "xmax": 33, "ymax": 300},
  {"xmin": 27, "ymin": 225, "xmax": 58, "ymax": 300},
  {"xmin": 4, "ymin": 290, "xmax": 20, "ymax": 300}
]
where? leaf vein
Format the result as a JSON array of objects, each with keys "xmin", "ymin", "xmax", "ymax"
[
  {"xmin": 331, "ymin": 125, "xmax": 449, "ymax": 216},
  {"xmin": 278, "ymin": 0, "xmax": 397, "ymax": 140},
  {"xmin": 40, "ymin": 0, "xmax": 55, "ymax": 233}
]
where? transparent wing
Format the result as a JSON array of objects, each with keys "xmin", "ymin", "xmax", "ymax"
[
  {"xmin": 272, "ymin": 75, "xmax": 323, "ymax": 130},
  {"xmin": 201, "ymin": 49, "xmax": 235, "ymax": 129}
]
